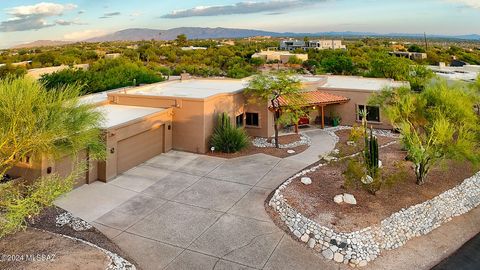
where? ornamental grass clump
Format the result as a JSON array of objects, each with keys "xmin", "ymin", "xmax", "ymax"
[{"xmin": 210, "ymin": 112, "xmax": 249, "ymax": 153}]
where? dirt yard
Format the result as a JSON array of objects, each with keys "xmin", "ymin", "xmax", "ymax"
[
  {"xmin": 208, "ymin": 134, "xmax": 308, "ymax": 159},
  {"xmin": 0, "ymin": 206, "xmax": 137, "ymax": 270},
  {"xmin": 281, "ymin": 131, "xmax": 478, "ymax": 232},
  {"xmin": 0, "ymin": 229, "xmax": 110, "ymax": 270}
]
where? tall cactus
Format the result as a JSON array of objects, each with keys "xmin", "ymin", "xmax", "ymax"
[{"xmin": 364, "ymin": 127, "xmax": 379, "ymax": 177}]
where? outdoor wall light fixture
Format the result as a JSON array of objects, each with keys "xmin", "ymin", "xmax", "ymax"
[{"xmin": 110, "ymin": 148, "xmax": 115, "ymax": 154}]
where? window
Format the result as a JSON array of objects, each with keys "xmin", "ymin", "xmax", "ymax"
[
  {"xmin": 236, "ymin": 114, "xmax": 244, "ymax": 127},
  {"xmin": 245, "ymin": 112, "xmax": 259, "ymax": 127},
  {"xmin": 358, "ymin": 105, "xmax": 380, "ymax": 122}
]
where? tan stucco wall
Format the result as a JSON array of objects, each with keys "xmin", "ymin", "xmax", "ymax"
[
  {"xmin": 203, "ymin": 93, "xmax": 245, "ymax": 152},
  {"xmin": 100, "ymin": 108, "xmax": 173, "ymax": 181},
  {"xmin": 320, "ymin": 88, "xmax": 393, "ymax": 129},
  {"xmin": 244, "ymin": 101, "xmax": 274, "ymax": 138}
]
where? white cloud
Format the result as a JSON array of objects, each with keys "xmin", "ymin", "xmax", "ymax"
[
  {"xmin": 446, "ymin": 0, "xmax": 480, "ymax": 9},
  {"xmin": 7, "ymin": 2, "xmax": 77, "ymax": 17},
  {"xmin": 64, "ymin": 29, "xmax": 107, "ymax": 40},
  {"xmin": 161, "ymin": 0, "xmax": 327, "ymax": 18},
  {"xmin": 1, "ymin": 2, "xmax": 77, "ymax": 32}
]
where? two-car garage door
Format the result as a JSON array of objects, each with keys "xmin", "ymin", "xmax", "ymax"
[{"xmin": 116, "ymin": 126, "xmax": 164, "ymax": 174}]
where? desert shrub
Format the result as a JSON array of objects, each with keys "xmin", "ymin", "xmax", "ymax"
[
  {"xmin": 343, "ymin": 159, "xmax": 364, "ymax": 189},
  {"xmin": 210, "ymin": 113, "xmax": 249, "ymax": 153},
  {"xmin": 348, "ymin": 124, "xmax": 365, "ymax": 143},
  {"xmin": 0, "ymin": 168, "xmax": 80, "ymax": 238},
  {"xmin": 344, "ymin": 157, "xmax": 408, "ymax": 195}
]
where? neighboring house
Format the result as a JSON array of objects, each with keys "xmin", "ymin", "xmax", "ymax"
[
  {"xmin": 9, "ymin": 75, "xmax": 406, "ymax": 186},
  {"xmin": 280, "ymin": 39, "xmax": 347, "ymax": 51},
  {"xmin": 105, "ymin": 53, "xmax": 121, "ymax": 59},
  {"xmin": 252, "ymin": 51, "xmax": 308, "ymax": 63},
  {"xmin": 181, "ymin": 46, "xmax": 207, "ymax": 51},
  {"xmin": 27, "ymin": 64, "xmax": 89, "ymax": 79},
  {"xmin": 428, "ymin": 63, "xmax": 480, "ymax": 82},
  {"xmin": 389, "ymin": 51, "xmax": 427, "ymax": 60}
]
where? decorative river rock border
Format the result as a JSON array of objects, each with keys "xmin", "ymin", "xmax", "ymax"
[
  {"xmin": 252, "ymin": 134, "xmax": 312, "ymax": 149},
  {"xmin": 269, "ymin": 130, "xmax": 480, "ymax": 267}
]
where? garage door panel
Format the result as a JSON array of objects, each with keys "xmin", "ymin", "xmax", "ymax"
[{"xmin": 117, "ymin": 126, "xmax": 164, "ymax": 174}]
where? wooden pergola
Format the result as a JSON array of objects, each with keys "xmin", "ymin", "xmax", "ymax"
[{"xmin": 277, "ymin": 90, "xmax": 350, "ymax": 129}]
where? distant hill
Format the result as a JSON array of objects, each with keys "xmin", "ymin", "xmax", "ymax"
[
  {"xmin": 85, "ymin": 27, "xmax": 282, "ymax": 42},
  {"xmin": 10, "ymin": 27, "xmax": 480, "ymax": 48},
  {"xmin": 12, "ymin": 40, "xmax": 74, "ymax": 49}
]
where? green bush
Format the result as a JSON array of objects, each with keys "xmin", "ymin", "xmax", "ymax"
[
  {"xmin": 210, "ymin": 113, "xmax": 249, "ymax": 153},
  {"xmin": 0, "ymin": 169, "xmax": 79, "ymax": 238}
]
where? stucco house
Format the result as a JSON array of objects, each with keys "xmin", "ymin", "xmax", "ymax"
[{"xmin": 9, "ymin": 75, "xmax": 406, "ymax": 186}]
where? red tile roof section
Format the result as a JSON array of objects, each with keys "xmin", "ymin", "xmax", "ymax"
[{"xmin": 277, "ymin": 90, "xmax": 350, "ymax": 107}]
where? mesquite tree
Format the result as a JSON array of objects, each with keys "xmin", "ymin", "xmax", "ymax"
[
  {"xmin": 370, "ymin": 80, "xmax": 479, "ymax": 185},
  {"xmin": 245, "ymin": 72, "xmax": 303, "ymax": 148}
]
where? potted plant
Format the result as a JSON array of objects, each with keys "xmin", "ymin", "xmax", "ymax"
[{"xmin": 331, "ymin": 111, "xmax": 341, "ymax": 127}]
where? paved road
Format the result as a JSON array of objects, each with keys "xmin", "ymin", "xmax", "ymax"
[
  {"xmin": 55, "ymin": 129, "xmax": 480, "ymax": 270},
  {"xmin": 431, "ymin": 233, "xmax": 480, "ymax": 270}
]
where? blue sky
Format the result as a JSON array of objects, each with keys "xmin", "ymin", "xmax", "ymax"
[{"xmin": 0, "ymin": 0, "xmax": 479, "ymax": 48}]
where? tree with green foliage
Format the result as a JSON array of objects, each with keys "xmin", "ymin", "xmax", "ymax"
[
  {"xmin": 175, "ymin": 34, "xmax": 188, "ymax": 46},
  {"xmin": 41, "ymin": 57, "xmax": 164, "ymax": 94},
  {"xmin": 370, "ymin": 80, "xmax": 479, "ymax": 185},
  {"xmin": 321, "ymin": 53, "xmax": 356, "ymax": 75},
  {"xmin": 246, "ymin": 72, "xmax": 303, "ymax": 148},
  {"xmin": 368, "ymin": 53, "xmax": 433, "ymax": 91},
  {"xmin": 408, "ymin": 44, "xmax": 426, "ymax": 53},
  {"xmin": 0, "ymin": 76, "xmax": 105, "ymax": 237}
]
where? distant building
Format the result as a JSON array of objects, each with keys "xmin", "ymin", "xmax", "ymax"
[
  {"xmin": 181, "ymin": 46, "xmax": 207, "ymax": 51},
  {"xmin": 27, "ymin": 64, "xmax": 89, "ymax": 79},
  {"xmin": 252, "ymin": 51, "xmax": 308, "ymax": 64},
  {"xmin": 220, "ymin": 40, "xmax": 235, "ymax": 46},
  {"xmin": 280, "ymin": 39, "xmax": 346, "ymax": 51},
  {"xmin": 428, "ymin": 62, "xmax": 480, "ymax": 82},
  {"xmin": 0, "ymin": 60, "xmax": 32, "ymax": 68},
  {"xmin": 105, "ymin": 53, "xmax": 121, "ymax": 59},
  {"xmin": 389, "ymin": 51, "xmax": 427, "ymax": 60}
]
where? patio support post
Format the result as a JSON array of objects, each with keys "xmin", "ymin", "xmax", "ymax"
[{"xmin": 321, "ymin": 105, "xmax": 325, "ymax": 129}]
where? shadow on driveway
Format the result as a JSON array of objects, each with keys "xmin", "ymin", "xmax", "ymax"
[{"xmin": 431, "ymin": 233, "xmax": 480, "ymax": 270}]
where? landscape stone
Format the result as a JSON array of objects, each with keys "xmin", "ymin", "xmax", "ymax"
[
  {"xmin": 301, "ymin": 177, "xmax": 312, "ymax": 185},
  {"xmin": 287, "ymin": 149, "xmax": 296, "ymax": 154},
  {"xmin": 307, "ymin": 238, "xmax": 316, "ymax": 248},
  {"xmin": 322, "ymin": 249, "xmax": 334, "ymax": 260},
  {"xmin": 300, "ymin": 233, "xmax": 310, "ymax": 242},
  {"xmin": 333, "ymin": 194, "xmax": 344, "ymax": 204},
  {"xmin": 333, "ymin": 252, "xmax": 344, "ymax": 263},
  {"xmin": 343, "ymin": 193, "xmax": 357, "ymax": 205}
]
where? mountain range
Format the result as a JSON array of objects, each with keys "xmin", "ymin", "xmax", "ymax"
[{"xmin": 11, "ymin": 27, "xmax": 480, "ymax": 48}]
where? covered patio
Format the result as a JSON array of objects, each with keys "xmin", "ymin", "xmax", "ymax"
[{"xmin": 278, "ymin": 90, "xmax": 350, "ymax": 129}]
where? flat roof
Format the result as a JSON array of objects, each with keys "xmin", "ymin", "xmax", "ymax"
[
  {"xmin": 95, "ymin": 104, "xmax": 165, "ymax": 129},
  {"xmin": 126, "ymin": 79, "xmax": 249, "ymax": 99},
  {"xmin": 320, "ymin": 76, "xmax": 407, "ymax": 91}
]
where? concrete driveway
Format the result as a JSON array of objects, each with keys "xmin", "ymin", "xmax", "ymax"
[
  {"xmin": 54, "ymin": 127, "xmax": 480, "ymax": 270},
  {"xmin": 55, "ymin": 144, "xmax": 340, "ymax": 270}
]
